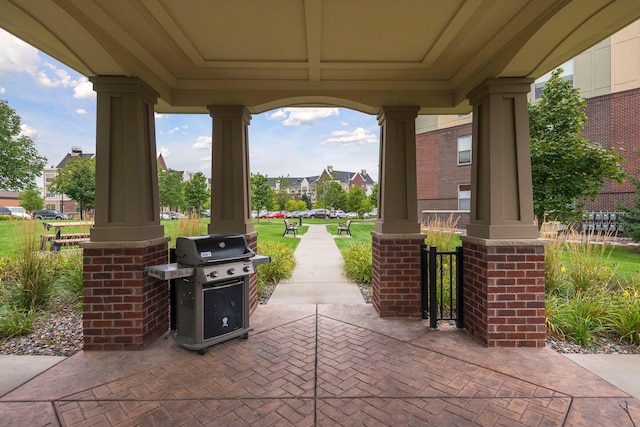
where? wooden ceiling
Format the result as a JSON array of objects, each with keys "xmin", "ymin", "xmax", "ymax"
[{"xmin": 1, "ymin": 0, "xmax": 639, "ymax": 114}]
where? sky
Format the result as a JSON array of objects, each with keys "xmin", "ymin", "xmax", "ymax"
[{"xmin": 0, "ymin": 29, "xmax": 381, "ymax": 188}]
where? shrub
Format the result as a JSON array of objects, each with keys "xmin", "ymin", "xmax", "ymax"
[
  {"xmin": 608, "ymin": 285, "xmax": 640, "ymax": 345},
  {"xmin": 0, "ymin": 306, "xmax": 40, "ymax": 338},
  {"xmin": 424, "ymin": 214, "xmax": 459, "ymax": 251},
  {"xmin": 256, "ymin": 241, "xmax": 296, "ymax": 291},
  {"xmin": 2, "ymin": 222, "xmax": 62, "ymax": 312},
  {"xmin": 547, "ymin": 291, "xmax": 610, "ymax": 347},
  {"xmin": 563, "ymin": 229, "xmax": 616, "ymax": 293},
  {"xmin": 54, "ymin": 251, "xmax": 84, "ymax": 308},
  {"xmin": 342, "ymin": 242, "xmax": 372, "ymax": 284}
]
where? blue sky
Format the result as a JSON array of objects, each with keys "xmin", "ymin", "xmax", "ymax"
[{"xmin": 0, "ymin": 29, "xmax": 380, "ymax": 187}]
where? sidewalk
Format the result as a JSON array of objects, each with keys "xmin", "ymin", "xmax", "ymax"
[{"xmin": 268, "ymin": 223, "xmax": 365, "ymax": 304}]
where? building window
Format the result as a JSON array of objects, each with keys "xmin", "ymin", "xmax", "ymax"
[
  {"xmin": 458, "ymin": 185, "xmax": 471, "ymax": 211},
  {"xmin": 458, "ymin": 135, "xmax": 471, "ymax": 165}
]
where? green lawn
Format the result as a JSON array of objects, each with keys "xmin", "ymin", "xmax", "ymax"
[{"xmin": 1, "ymin": 218, "xmax": 638, "ymax": 279}]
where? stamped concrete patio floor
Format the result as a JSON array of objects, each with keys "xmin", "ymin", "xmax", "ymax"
[{"xmin": 1, "ymin": 304, "xmax": 639, "ymax": 426}]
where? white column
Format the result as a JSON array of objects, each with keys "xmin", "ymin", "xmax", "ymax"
[
  {"xmin": 376, "ymin": 106, "xmax": 420, "ymax": 234},
  {"xmin": 207, "ymin": 106, "xmax": 254, "ymax": 235},
  {"xmin": 89, "ymin": 76, "xmax": 163, "ymax": 242},
  {"xmin": 466, "ymin": 78, "xmax": 538, "ymax": 239}
]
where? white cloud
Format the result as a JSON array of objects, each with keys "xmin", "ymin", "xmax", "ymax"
[
  {"xmin": 73, "ymin": 79, "xmax": 95, "ymax": 99},
  {"xmin": 155, "ymin": 113, "xmax": 168, "ymax": 119},
  {"xmin": 158, "ymin": 146, "xmax": 171, "ymax": 158},
  {"xmin": 193, "ymin": 136, "xmax": 211, "ymax": 150},
  {"xmin": 0, "ymin": 29, "xmax": 40, "ymax": 76},
  {"xmin": 321, "ymin": 127, "xmax": 378, "ymax": 145},
  {"xmin": 19, "ymin": 124, "xmax": 39, "ymax": 139},
  {"xmin": 0, "ymin": 87, "xmax": 5, "ymax": 94},
  {"xmin": 268, "ymin": 107, "xmax": 339, "ymax": 126},
  {"xmin": 75, "ymin": 109, "xmax": 87, "ymax": 115}
]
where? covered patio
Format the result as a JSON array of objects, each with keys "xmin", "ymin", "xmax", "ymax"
[{"xmin": 1, "ymin": 0, "xmax": 639, "ymax": 350}]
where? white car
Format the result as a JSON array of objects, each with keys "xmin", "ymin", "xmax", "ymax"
[{"xmin": 6, "ymin": 206, "xmax": 31, "ymax": 219}]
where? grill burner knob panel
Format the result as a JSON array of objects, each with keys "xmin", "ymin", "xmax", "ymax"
[
  {"xmin": 209, "ymin": 271, "xmax": 219, "ymax": 279},
  {"xmin": 228, "ymin": 268, "xmax": 235, "ymax": 275}
]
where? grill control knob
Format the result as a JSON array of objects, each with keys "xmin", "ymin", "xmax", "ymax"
[
  {"xmin": 227, "ymin": 268, "xmax": 236, "ymax": 275},
  {"xmin": 209, "ymin": 271, "xmax": 219, "ymax": 278},
  {"xmin": 243, "ymin": 266, "xmax": 251, "ymax": 273}
]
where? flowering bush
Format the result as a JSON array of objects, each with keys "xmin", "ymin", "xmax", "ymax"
[{"xmin": 342, "ymin": 243, "xmax": 372, "ymax": 284}]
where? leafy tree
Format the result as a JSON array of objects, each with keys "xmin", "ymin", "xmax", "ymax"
[
  {"xmin": 617, "ymin": 150, "xmax": 640, "ymax": 242},
  {"xmin": 300, "ymin": 194, "xmax": 311, "ymax": 209},
  {"xmin": 322, "ymin": 181, "xmax": 347, "ymax": 209},
  {"xmin": 250, "ymin": 173, "xmax": 273, "ymax": 217},
  {"xmin": 285, "ymin": 199, "xmax": 306, "ymax": 212},
  {"xmin": 0, "ymin": 100, "xmax": 47, "ymax": 191},
  {"xmin": 19, "ymin": 186, "xmax": 44, "ymax": 213},
  {"xmin": 184, "ymin": 172, "xmax": 209, "ymax": 215},
  {"xmin": 274, "ymin": 189, "xmax": 291, "ymax": 210},
  {"xmin": 49, "ymin": 156, "xmax": 95, "ymax": 219},
  {"xmin": 369, "ymin": 183, "xmax": 378, "ymax": 208},
  {"xmin": 346, "ymin": 186, "xmax": 366, "ymax": 213},
  {"xmin": 158, "ymin": 170, "xmax": 184, "ymax": 212},
  {"xmin": 529, "ymin": 69, "xmax": 625, "ymax": 225}
]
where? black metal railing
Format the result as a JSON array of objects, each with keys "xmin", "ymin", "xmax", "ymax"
[{"xmin": 421, "ymin": 245, "xmax": 463, "ymax": 329}]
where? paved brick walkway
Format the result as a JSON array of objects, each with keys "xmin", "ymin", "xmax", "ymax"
[{"xmin": 1, "ymin": 304, "xmax": 639, "ymax": 426}]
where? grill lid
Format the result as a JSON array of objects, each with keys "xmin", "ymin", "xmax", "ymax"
[{"xmin": 175, "ymin": 234, "xmax": 255, "ymax": 266}]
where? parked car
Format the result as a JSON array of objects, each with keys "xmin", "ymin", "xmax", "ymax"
[
  {"xmin": 345, "ymin": 212, "xmax": 358, "ymax": 218},
  {"xmin": 6, "ymin": 206, "xmax": 31, "ymax": 219},
  {"xmin": 364, "ymin": 208, "xmax": 378, "ymax": 219},
  {"xmin": 33, "ymin": 209, "xmax": 65, "ymax": 220},
  {"xmin": 268, "ymin": 211, "xmax": 288, "ymax": 219},
  {"xmin": 201, "ymin": 209, "xmax": 210, "ymax": 217},
  {"xmin": 329, "ymin": 209, "xmax": 346, "ymax": 219},
  {"xmin": 306, "ymin": 208, "xmax": 328, "ymax": 219},
  {"xmin": 0, "ymin": 206, "xmax": 11, "ymax": 217},
  {"xmin": 168, "ymin": 211, "xmax": 187, "ymax": 220},
  {"xmin": 285, "ymin": 211, "xmax": 303, "ymax": 218},
  {"xmin": 257, "ymin": 210, "xmax": 269, "ymax": 219}
]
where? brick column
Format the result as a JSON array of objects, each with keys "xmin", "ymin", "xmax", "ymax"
[
  {"xmin": 372, "ymin": 232, "xmax": 424, "ymax": 317},
  {"xmin": 82, "ymin": 238, "xmax": 170, "ymax": 350},
  {"xmin": 462, "ymin": 237, "xmax": 546, "ymax": 347}
]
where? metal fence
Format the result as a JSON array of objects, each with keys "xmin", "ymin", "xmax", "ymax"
[{"xmin": 420, "ymin": 245, "xmax": 463, "ymax": 329}]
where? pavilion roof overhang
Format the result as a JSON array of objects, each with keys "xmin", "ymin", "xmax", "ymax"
[{"xmin": 1, "ymin": 0, "xmax": 639, "ymax": 115}]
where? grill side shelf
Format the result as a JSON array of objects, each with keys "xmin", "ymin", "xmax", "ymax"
[{"xmin": 145, "ymin": 263, "xmax": 196, "ymax": 280}]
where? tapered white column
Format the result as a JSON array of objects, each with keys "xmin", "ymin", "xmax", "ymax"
[
  {"xmin": 466, "ymin": 78, "xmax": 538, "ymax": 239},
  {"xmin": 89, "ymin": 76, "xmax": 163, "ymax": 241},
  {"xmin": 376, "ymin": 106, "xmax": 420, "ymax": 234},
  {"xmin": 207, "ymin": 106, "xmax": 254, "ymax": 235}
]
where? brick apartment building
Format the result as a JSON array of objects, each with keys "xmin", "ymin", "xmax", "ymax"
[{"xmin": 417, "ymin": 20, "xmax": 640, "ymax": 229}]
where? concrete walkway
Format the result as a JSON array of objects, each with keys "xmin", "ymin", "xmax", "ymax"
[{"xmin": 268, "ymin": 223, "xmax": 365, "ymax": 304}]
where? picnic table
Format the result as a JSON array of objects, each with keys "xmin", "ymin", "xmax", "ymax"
[{"xmin": 41, "ymin": 221, "xmax": 93, "ymax": 251}]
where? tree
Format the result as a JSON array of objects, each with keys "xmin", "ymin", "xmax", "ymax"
[
  {"xmin": 368, "ymin": 183, "xmax": 378, "ymax": 208},
  {"xmin": 322, "ymin": 181, "xmax": 347, "ymax": 209},
  {"xmin": 346, "ymin": 186, "xmax": 366, "ymax": 213},
  {"xmin": 285, "ymin": 199, "xmax": 306, "ymax": 212},
  {"xmin": 184, "ymin": 172, "xmax": 209, "ymax": 215},
  {"xmin": 0, "ymin": 100, "xmax": 47, "ymax": 191},
  {"xmin": 158, "ymin": 170, "xmax": 184, "ymax": 212},
  {"xmin": 250, "ymin": 173, "xmax": 273, "ymax": 217},
  {"xmin": 274, "ymin": 189, "xmax": 291, "ymax": 211},
  {"xmin": 617, "ymin": 150, "xmax": 640, "ymax": 242},
  {"xmin": 49, "ymin": 156, "xmax": 95, "ymax": 219},
  {"xmin": 529, "ymin": 69, "xmax": 626, "ymax": 225},
  {"xmin": 19, "ymin": 186, "xmax": 44, "ymax": 213}
]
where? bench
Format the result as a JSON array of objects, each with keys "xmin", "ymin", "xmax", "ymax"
[
  {"xmin": 283, "ymin": 219, "xmax": 298, "ymax": 237},
  {"xmin": 337, "ymin": 220, "xmax": 352, "ymax": 236},
  {"xmin": 50, "ymin": 233, "xmax": 90, "ymax": 251}
]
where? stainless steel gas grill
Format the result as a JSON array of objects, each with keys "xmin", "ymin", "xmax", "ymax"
[{"xmin": 146, "ymin": 234, "xmax": 270, "ymax": 354}]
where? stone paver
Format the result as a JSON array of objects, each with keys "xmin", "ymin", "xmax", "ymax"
[{"xmin": 1, "ymin": 305, "xmax": 639, "ymax": 425}]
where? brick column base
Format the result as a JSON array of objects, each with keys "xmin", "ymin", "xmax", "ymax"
[
  {"xmin": 372, "ymin": 232, "xmax": 424, "ymax": 317},
  {"xmin": 246, "ymin": 232, "xmax": 258, "ymax": 313},
  {"xmin": 461, "ymin": 237, "xmax": 546, "ymax": 347},
  {"xmin": 82, "ymin": 238, "xmax": 170, "ymax": 350}
]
